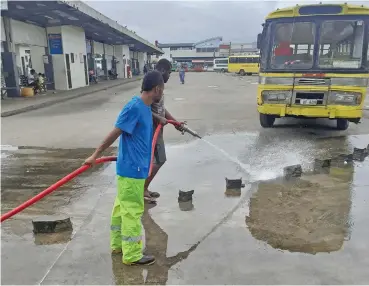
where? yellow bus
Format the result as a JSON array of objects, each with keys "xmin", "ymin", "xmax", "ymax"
[
  {"xmin": 256, "ymin": 3, "xmax": 369, "ymax": 130},
  {"xmin": 228, "ymin": 55, "xmax": 260, "ymax": 76}
]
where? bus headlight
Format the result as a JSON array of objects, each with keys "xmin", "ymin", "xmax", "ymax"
[
  {"xmin": 329, "ymin": 91, "xmax": 362, "ymax": 105},
  {"xmin": 262, "ymin": 91, "xmax": 292, "ymax": 103}
]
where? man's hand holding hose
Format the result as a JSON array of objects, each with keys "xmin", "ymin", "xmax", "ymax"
[{"xmin": 155, "ymin": 114, "xmax": 185, "ymax": 133}]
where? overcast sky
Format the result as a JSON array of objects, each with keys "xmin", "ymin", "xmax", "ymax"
[{"xmin": 85, "ymin": 1, "xmax": 368, "ymax": 44}]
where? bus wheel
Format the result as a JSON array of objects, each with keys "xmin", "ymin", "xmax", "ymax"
[
  {"xmin": 221, "ymin": 68, "xmax": 225, "ymax": 73},
  {"xmin": 259, "ymin": 113, "xmax": 275, "ymax": 128},
  {"xmin": 336, "ymin": 119, "xmax": 349, "ymax": 130},
  {"xmin": 240, "ymin": 70, "xmax": 246, "ymax": 76}
]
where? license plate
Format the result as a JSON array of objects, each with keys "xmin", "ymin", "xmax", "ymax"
[{"xmin": 300, "ymin": 99, "xmax": 317, "ymax": 105}]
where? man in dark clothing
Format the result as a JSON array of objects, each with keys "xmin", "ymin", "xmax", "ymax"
[{"xmin": 144, "ymin": 59, "xmax": 183, "ymax": 203}]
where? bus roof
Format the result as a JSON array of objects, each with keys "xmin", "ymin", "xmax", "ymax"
[
  {"xmin": 229, "ymin": 55, "xmax": 260, "ymax": 58},
  {"xmin": 266, "ymin": 3, "xmax": 369, "ymax": 20}
]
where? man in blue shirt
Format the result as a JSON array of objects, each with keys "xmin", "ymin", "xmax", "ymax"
[{"xmin": 84, "ymin": 71, "xmax": 164, "ymax": 266}]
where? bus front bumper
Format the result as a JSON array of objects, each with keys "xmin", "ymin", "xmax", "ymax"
[{"xmin": 257, "ymin": 104, "xmax": 363, "ymax": 120}]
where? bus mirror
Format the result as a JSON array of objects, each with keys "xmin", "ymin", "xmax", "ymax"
[{"xmin": 257, "ymin": 33, "xmax": 262, "ymax": 49}]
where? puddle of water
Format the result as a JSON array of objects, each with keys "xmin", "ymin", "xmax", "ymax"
[
  {"xmin": 1, "ymin": 145, "xmax": 19, "ymax": 159},
  {"xmin": 1, "ymin": 145, "xmax": 19, "ymax": 151},
  {"xmin": 151, "ymin": 131, "xmax": 369, "ymax": 259},
  {"xmin": 246, "ymin": 170, "xmax": 354, "ymax": 254},
  {"xmin": 33, "ymin": 230, "xmax": 73, "ymax": 245},
  {"xmin": 1, "ymin": 146, "xmax": 116, "ymax": 228}
]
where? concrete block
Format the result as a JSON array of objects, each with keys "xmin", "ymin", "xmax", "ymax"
[
  {"xmin": 32, "ymin": 215, "xmax": 73, "ymax": 234},
  {"xmin": 353, "ymin": 147, "xmax": 367, "ymax": 162},
  {"xmin": 225, "ymin": 178, "xmax": 245, "ymax": 192},
  {"xmin": 283, "ymin": 165, "xmax": 302, "ymax": 179},
  {"xmin": 178, "ymin": 190, "xmax": 194, "ymax": 202},
  {"xmin": 313, "ymin": 158, "xmax": 331, "ymax": 174}
]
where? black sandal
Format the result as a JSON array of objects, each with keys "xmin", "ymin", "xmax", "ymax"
[
  {"xmin": 149, "ymin": 191, "xmax": 160, "ymax": 198},
  {"xmin": 144, "ymin": 196, "xmax": 157, "ymax": 204}
]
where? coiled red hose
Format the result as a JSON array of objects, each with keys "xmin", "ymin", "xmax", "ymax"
[{"xmin": 1, "ymin": 121, "xmax": 180, "ymax": 223}]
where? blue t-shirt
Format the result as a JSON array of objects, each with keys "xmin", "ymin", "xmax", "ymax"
[{"xmin": 115, "ymin": 96, "xmax": 153, "ymax": 179}]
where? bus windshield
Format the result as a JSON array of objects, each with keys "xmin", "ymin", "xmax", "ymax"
[
  {"xmin": 269, "ymin": 19, "xmax": 366, "ymax": 70},
  {"xmin": 270, "ymin": 21, "xmax": 315, "ymax": 69},
  {"xmin": 318, "ymin": 20, "xmax": 365, "ymax": 69}
]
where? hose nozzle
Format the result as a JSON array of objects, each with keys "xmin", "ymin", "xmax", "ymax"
[
  {"xmin": 168, "ymin": 120, "xmax": 202, "ymax": 139},
  {"xmin": 182, "ymin": 126, "xmax": 202, "ymax": 139}
]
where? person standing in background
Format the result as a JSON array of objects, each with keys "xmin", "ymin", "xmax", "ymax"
[{"xmin": 179, "ymin": 64, "xmax": 185, "ymax": 84}]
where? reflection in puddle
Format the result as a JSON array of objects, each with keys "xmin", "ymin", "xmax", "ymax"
[
  {"xmin": 178, "ymin": 201, "xmax": 194, "ymax": 211},
  {"xmin": 34, "ymin": 230, "xmax": 73, "ymax": 245},
  {"xmin": 112, "ymin": 205, "xmax": 200, "ymax": 285},
  {"xmin": 225, "ymin": 189, "xmax": 242, "ymax": 197},
  {"xmin": 246, "ymin": 165, "xmax": 354, "ymax": 254}
]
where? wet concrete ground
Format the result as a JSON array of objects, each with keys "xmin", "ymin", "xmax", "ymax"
[{"xmin": 1, "ymin": 72, "xmax": 369, "ymax": 284}]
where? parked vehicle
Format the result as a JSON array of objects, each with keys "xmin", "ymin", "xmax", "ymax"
[
  {"xmin": 228, "ymin": 55, "xmax": 260, "ymax": 76},
  {"xmin": 213, "ymin": 58, "xmax": 228, "ymax": 72},
  {"xmin": 256, "ymin": 3, "xmax": 369, "ymax": 130}
]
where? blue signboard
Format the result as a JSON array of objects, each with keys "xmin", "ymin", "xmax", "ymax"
[{"xmin": 48, "ymin": 34, "xmax": 63, "ymax": 54}]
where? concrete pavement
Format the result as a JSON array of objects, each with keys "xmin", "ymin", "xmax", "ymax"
[
  {"xmin": 1, "ymin": 72, "xmax": 369, "ymax": 284},
  {"xmin": 1, "ymin": 76, "xmax": 142, "ymax": 117}
]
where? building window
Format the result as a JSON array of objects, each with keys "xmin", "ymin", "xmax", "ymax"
[
  {"xmin": 196, "ymin": 47, "xmax": 218, "ymax": 53},
  {"xmin": 71, "ymin": 53, "xmax": 75, "ymax": 63},
  {"xmin": 170, "ymin": 47, "xmax": 178, "ymax": 51}
]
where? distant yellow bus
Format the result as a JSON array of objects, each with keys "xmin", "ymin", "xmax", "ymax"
[{"xmin": 228, "ymin": 55, "xmax": 260, "ymax": 76}]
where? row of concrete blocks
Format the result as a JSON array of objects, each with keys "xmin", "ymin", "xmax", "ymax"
[{"xmin": 284, "ymin": 144, "xmax": 369, "ymax": 179}]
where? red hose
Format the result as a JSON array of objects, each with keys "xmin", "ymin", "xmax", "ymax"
[
  {"xmin": 149, "ymin": 120, "xmax": 180, "ymax": 176},
  {"xmin": 1, "ymin": 121, "xmax": 181, "ymax": 223}
]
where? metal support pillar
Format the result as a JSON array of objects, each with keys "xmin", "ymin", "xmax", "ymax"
[
  {"xmin": 102, "ymin": 43, "xmax": 108, "ymax": 80},
  {"xmin": 2, "ymin": 16, "xmax": 20, "ymax": 97}
]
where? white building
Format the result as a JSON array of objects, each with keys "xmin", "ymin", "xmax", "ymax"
[
  {"xmin": 158, "ymin": 37, "xmax": 222, "ymax": 65},
  {"xmin": 157, "ymin": 37, "xmax": 258, "ymax": 66},
  {"xmin": 1, "ymin": 0, "xmax": 162, "ymax": 97}
]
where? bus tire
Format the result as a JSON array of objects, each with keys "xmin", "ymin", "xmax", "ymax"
[
  {"xmin": 336, "ymin": 119, "xmax": 349, "ymax": 130},
  {"xmin": 239, "ymin": 70, "xmax": 246, "ymax": 76},
  {"xmin": 221, "ymin": 68, "xmax": 225, "ymax": 73},
  {"xmin": 259, "ymin": 113, "xmax": 275, "ymax": 128}
]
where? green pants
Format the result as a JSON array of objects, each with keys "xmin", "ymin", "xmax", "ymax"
[{"xmin": 110, "ymin": 176, "xmax": 144, "ymax": 264}]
